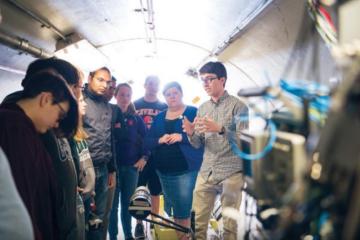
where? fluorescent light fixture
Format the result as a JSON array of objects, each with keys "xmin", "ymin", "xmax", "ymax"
[{"xmin": 55, "ymin": 38, "xmax": 108, "ymax": 72}]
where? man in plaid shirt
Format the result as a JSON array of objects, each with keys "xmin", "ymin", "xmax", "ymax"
[{"xmin": 183, "ymin": 61, "xmax": 248, "ymax": 240}]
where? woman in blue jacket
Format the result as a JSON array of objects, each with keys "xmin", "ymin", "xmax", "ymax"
[
  {"xmin": 109, "ymin": 83, "xmax": 148, "ymax": 240},
  {"xmin": 145, "ymin": 81, "xmax": 203, "ymax": 239}
]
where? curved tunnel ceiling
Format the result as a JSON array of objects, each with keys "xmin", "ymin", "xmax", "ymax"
[{"xmin": 0, "ymin": 0, "xmax": 336, "ymax": 104}]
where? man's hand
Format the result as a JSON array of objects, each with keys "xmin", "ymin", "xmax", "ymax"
[
  {"xmin": 108, "ymin": 172, "xmax": 116, "ymax": 188},
  {"xmin": 196, "ymin": 116, "xmax": 222, "ymax": 133},
  {"xmin": 167, "ymin": 133, "xmax": 182, "ymax": 144},
  {"xmin": 134, "ymin": 158, "xmax": 147, "ymax": 171},
  {"xmin": 77, "ymin": 186, "xmax": 84, "ymax": 193},
  {"xmin": 182, "ymin": 116, "xmax": 195, "ymax": 136}
]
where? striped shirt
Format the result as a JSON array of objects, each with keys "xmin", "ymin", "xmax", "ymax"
[{"xmin": 188, "ymin": 91, "xmax": 248, "ymax": 183}]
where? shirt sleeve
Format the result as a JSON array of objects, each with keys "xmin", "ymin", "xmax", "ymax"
[
  {"xmin": 224, "ymin": 99, "xmax": 249, "ymax": 148},
  {"xmin": 0, "ymin": 121, "xmax": 43, "ymax": 239},
  {"xmin": 137, "ymin": 115, "xmax": 150, "ymax": 160},
  {"xmin": 0, "ymin": 148, "xmax": 34, "ymax": 240},
  {"xmin": 187, "ymin": 107, "xmax": 205, "ymax": 149},
  {"xmin": 109, "ymin": 106, "xmax": 123, "ymax": 173}
]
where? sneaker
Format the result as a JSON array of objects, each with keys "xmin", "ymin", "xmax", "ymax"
[{"xmin": 134, "ymin": 222, "xmax": 145, "ymax": 239}]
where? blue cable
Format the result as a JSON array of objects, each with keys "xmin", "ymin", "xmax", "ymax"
[
  {"xmin": 279, "ymin": 79, "xmax": 330, "ymax": 113},
  {"xmin": 279, "ymin": 79, "xmax": 330, "ymax": 97},
  {"xmin": 230, "ymin": 78, "xmax": 329, "ymax": 160},
  {"xmin": 229, "ymin": 114, "xmax": 277, "ymax": 161}
]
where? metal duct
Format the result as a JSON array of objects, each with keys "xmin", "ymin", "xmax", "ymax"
[
  {"xmin": 0, "ymin": 31, "xmax": 53, "ymax": 59},
  {"xmin": 5, "ymin": 0, "xmax": 67, "ymax": 40}
]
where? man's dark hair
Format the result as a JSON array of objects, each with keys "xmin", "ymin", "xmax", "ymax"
[
  {"xmin": 22, "ymin": 57, "xmax": 80, "ymax": 87},
  {"xmin": 199, "ymin": 61, "xmax": 227, "ymax": 80},
  {"xmin": 162, "ymin": 81, "xmax": 183, "ymax": 95},
  {"xmin": 23, "ymin": 70, "xmax": 79, "ymax": 138}
]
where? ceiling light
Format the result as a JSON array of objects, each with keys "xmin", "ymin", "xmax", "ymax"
[{"xmin": 55, "ymin": 33, "xmax": 108, "ymax": 72}]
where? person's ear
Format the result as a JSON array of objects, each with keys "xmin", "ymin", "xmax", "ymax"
[
  {"xmin": 220, "ymin": 77, "xmax": 226, "ymax": 86},
  {"xmin": 39, "ymin": 92, "xmax": 52, "ymax": 107}
]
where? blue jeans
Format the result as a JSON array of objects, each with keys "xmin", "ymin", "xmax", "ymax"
[
  {"xmin": 157, "ymin": 170, "xmax": 198, "ymax": 219},
  {"xmin": 109, "ymin": 166, "xmax": 139, "ymax": 239},
  {"xmin": 88, "ymin": 164, "xmax": 109, "ymax": 240}
]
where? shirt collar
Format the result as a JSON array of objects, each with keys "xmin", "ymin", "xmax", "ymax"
[
  {"xmin": 84, "ymin": 84, "xmax": 107, "ymax": 102},
  {"xmin": 210, "ymin": 90, "xmax": 229, "ymax": 105}
]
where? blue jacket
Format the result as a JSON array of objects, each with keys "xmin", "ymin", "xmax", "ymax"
[
  {"xmin": 114, "ymin": 111, "xmax": 147, "ymax": 166},
  {"xmin": 145, "ymin": 106, "xmax": 204, "ymax": 171}
]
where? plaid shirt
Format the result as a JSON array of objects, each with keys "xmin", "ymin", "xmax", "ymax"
[{"xmin": 189, "ymin": 91, "xmax": 248, "ymax": 183}]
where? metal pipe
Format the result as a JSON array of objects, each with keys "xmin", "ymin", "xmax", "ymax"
[
  {"xmin": 0, "ymin": 31, "xmax": 53, "ymax": 59},
  {"xmin": 212, "ymin": 0, "xmax": 274, "ymax": 56},
  {"xmin": 139, "ymin": 0, "xmax": 151, "ymax": 43},
  {"xmin": 147, "ymin": 0, "xmax": 155, "ymax": 30},
  {"xmin": 146, "ymin": 0, "xmax": 157, "ymax": 53},
  {"xmin": 5, "ymin": 0, "xmax": 67, "ymax": 40},
  {"xmin": 195, "ymin": 0, "xmax": 274, "ymax": 75},
  {"xmin": 139, "ymin": 0, "xmax": 157, "ymax": 54}
]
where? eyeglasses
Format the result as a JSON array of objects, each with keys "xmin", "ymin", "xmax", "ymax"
[
  {"xmin": 200, "ymin": 76, "xmax": 218, "ymax": 84},
  {"xmin": 56, "ymin": 103, "xmax": 67, "ymax": 120}
]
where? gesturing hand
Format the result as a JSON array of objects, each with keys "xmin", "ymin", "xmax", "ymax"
[
  {"xmin": 182, "ymin": 116, "xmax": 195, "ymax": 136},
  {"xmin": 196, "ymin": 116, "xmax": 222, "ymax": 133}
]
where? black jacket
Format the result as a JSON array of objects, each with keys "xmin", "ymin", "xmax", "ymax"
[{"xmin": 83, "ymin": 86, "xmax": 124, "ymax": 172}]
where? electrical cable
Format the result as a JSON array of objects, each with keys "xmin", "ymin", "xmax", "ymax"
[{"xmin": 229, "ymin": 114, "xmax": 277, "ymax": 161}]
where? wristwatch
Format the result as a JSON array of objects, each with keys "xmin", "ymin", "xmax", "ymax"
[{"xmin": 218, "ymin": 126, "xmax": 225, "ymax": 135}]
